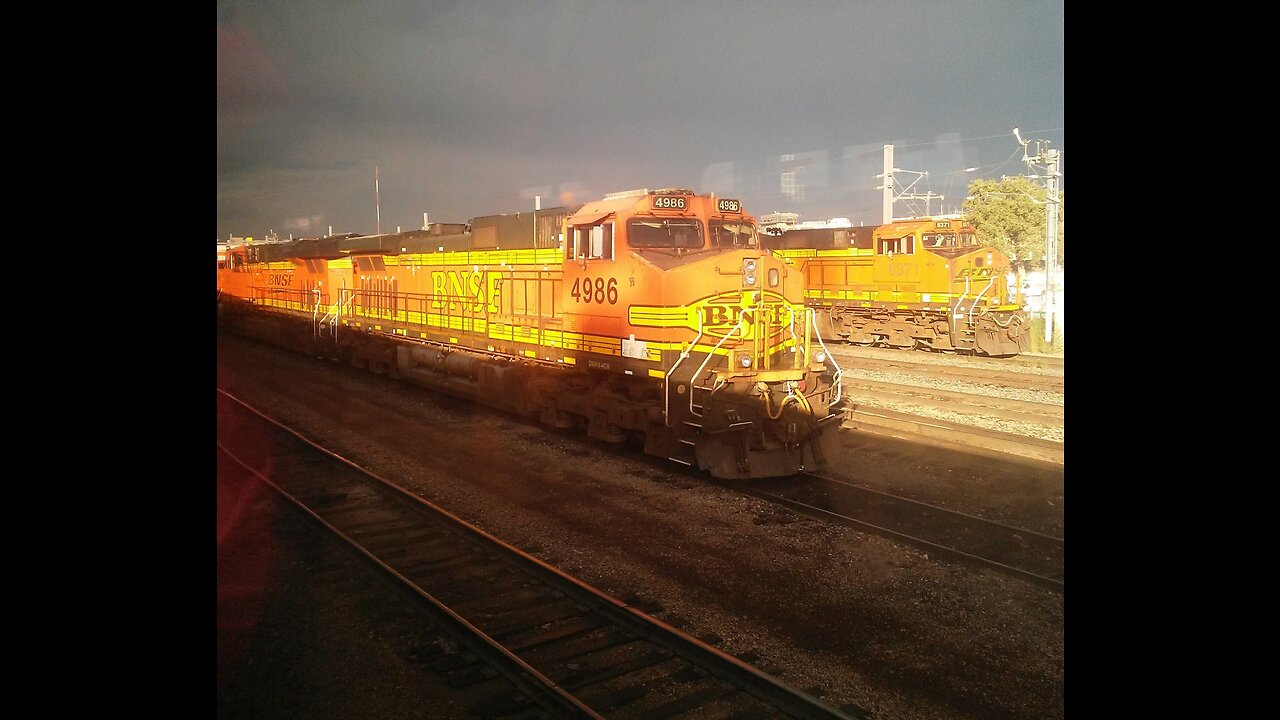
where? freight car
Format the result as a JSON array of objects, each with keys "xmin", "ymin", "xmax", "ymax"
[
  {"xmin": 217, "ymin": 189, "xmax": 845, "ymax": 479},
  {"xmin": 760, "ymin": 216, "xmax": 1028, "ymax": 356}
]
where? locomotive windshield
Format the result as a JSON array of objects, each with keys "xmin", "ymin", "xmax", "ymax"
[
  {"xmin": 922, "ymin": 231, "xmax": 979, "ymax": 248},
  {"xmin": 710, "ymin": 220, "xmax": 757, "ymax": 248},
  {"xmin": 627, "ymin": 217, "xmax": 704, "ymax": 248}
]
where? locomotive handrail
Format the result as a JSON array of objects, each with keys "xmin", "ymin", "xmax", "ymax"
[
  {"xmin": 808, "ymin": 308, "xmax": 843, "ymax": 405},
  {"xmin": 317, "ymin": 295, "xmax": 346, "ymax": 331},
  {"xmin": 689, "ymin": 310, "xmax": 749, "ymax": 418},
  {"xmin": 318, "ymin": 287, "xmax": 355, "ymax": 341},
  {"xmin": 317, "ymin": 298, "xmax": 337, "ymax": 338},
  {"xmin": 967, "ymin": 277, "xmax": 996, "ymax": 326},
  {"xmin": 663, "ymin": 316, "xmax": 706, "ymax": 427},
  {"xmin": 953, "ymin": 275, "xmax": 971, "ymax": 323},
  {"xmin": 249, "ymin": 285, "xmax": 318, "ymax": 313},
  {"xmin": 787, "ymin": 306, "xmax": 802, "ymax": 368},
  {"xmin": 337, "ymin": 281, "xmax": 349, "ymax": 340},
  {"xmin": 312, "ymin": 289, "xmax": 322, "ymax": 341}
]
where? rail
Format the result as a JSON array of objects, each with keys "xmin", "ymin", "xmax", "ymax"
[{"xmin": 217, "ymin": 391, "xmax": 858, "ymax": 719}]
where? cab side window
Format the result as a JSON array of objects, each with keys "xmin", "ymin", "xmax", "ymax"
[
  {"xmin": 877, "ymin": 235, "xmax": 914, "ymax": 255},
  {"xmin": 575, "ymin": 223, "xmax": 613, "ymax": 260}
]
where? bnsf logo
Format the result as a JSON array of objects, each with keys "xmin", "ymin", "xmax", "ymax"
[
  {"xmin": 630, "ymin": 290, "xmax": 800, "ymax": 340},
  {"xmin": 267, "ymin": 273, "xmax": 292, "ymax": 286},
  {"xmin": 698, "ymin": 301, "xmax": 792, "ymax": 337}
]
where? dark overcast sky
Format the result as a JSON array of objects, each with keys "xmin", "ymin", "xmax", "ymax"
[{"xmin": 216, "ymin": 0, "xmax": 1063, "ymax": 240}]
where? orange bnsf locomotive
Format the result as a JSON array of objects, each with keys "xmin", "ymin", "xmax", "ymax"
[
  {"xmin": 760, "ymin": 217, "xmax": 1028, "ymax": 356},
  {"xmin": 217, "ymin": 188, "xmax": 845, "ymax": 479}
]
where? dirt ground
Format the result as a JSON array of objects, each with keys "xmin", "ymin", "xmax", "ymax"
[{"xmin": 216, "ymin": 332, "xmax": 1064, "ymax": 720}]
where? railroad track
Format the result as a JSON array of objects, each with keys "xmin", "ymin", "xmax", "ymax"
[
  {"xmin": 831, "ymin": 347, "xmax": 1064, "ymax": 393},
  {"xmin": 728, "ymin": 472, "xmax": 1064, "ymax": 592},
  {"xmin": 828, "ymin": 343, "xmax": 1064, "ymax": 463},
  {"xmin": 842, "ymin": 405, "xmax": 1064, "ymax": 465},
  {"xmin": 217, "ymin": 389, "xmax": 857, "ymax": 720},
  {"xmin": 831, "ymin": 344, "xmax": 1065, "ymax": 372},
  {"xmin": 841, "ymin": 377, "xmax": 1064, "ymax": 427}
]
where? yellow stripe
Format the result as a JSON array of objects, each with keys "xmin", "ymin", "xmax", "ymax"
[
  {"xmin": 287, "ymin": 297, "xmax": 813, "ymax": 371},
  {"xmin": 648, "ymin": 369, "xmax": 665, "ymax": 378},
  {"xmin": 773, "ymin": 248, "xmax": 874, "ymax": 259}
]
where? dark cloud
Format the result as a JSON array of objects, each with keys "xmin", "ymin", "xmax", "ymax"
[{"xmin": 217, "ymin": 0, "xmax": 1063, "ymax": 239}]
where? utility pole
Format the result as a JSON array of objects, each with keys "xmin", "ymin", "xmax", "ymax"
[
  {"xmin": 879, "ymin": 145, "xmax": 893, "ymax": 224},
  {"xmin": 875, "ymin": 144, "xmax": 944, "ymax": 222},
  {"xmin": 1014, "ymin": 128, "xmax": 1062, "ymax": 344}
]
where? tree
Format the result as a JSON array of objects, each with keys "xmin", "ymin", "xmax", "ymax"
[{"xmin": 962, "ymin": 177, "xmax": 1064, "ymax": 271}]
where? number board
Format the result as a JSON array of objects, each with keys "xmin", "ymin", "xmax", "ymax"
[
  {"xmin": 935, "ymin": 221, "xmax": 951, "ymax": 228},
  {"xmin": 717, "ymin": 199, "xmax": 741, "ymax": 213},
  {"xmin": 653, "ymin": 195, "xmax": 687, "ymax": 210}
]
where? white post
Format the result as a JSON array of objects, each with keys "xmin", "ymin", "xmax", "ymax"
[
  {"xmin": 882, "ymin": 145, "xmax": 894, "ymax": 224},
  {"xmin": 1043, "ymin": 149, "xmax": 1060, "ymax": 344}
]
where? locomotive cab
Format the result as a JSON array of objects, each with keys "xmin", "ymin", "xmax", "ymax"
[{"xmin": 561, "ymin": 189, "xmax": 844, "ymax": 478}]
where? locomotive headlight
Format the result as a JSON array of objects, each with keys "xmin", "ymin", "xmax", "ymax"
[
  {"xmin": 745, "ymin": 272, "xmax": 757, "ymax": 286},
  {"xmin": 744, "ymin": 258, "xmax": 757, "ymax": 272},
  {"xmin": 815, "ymin": 351, "xmax": 826, "ymax": 364},
  {"xmin": 739, "ymin": 354, "xmax": 753, "ymax": 368}
]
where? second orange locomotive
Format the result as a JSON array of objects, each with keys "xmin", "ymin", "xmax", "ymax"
[{"xmin": 760, "ymin": 216, "xmax": 1028, "ymax": 356}]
